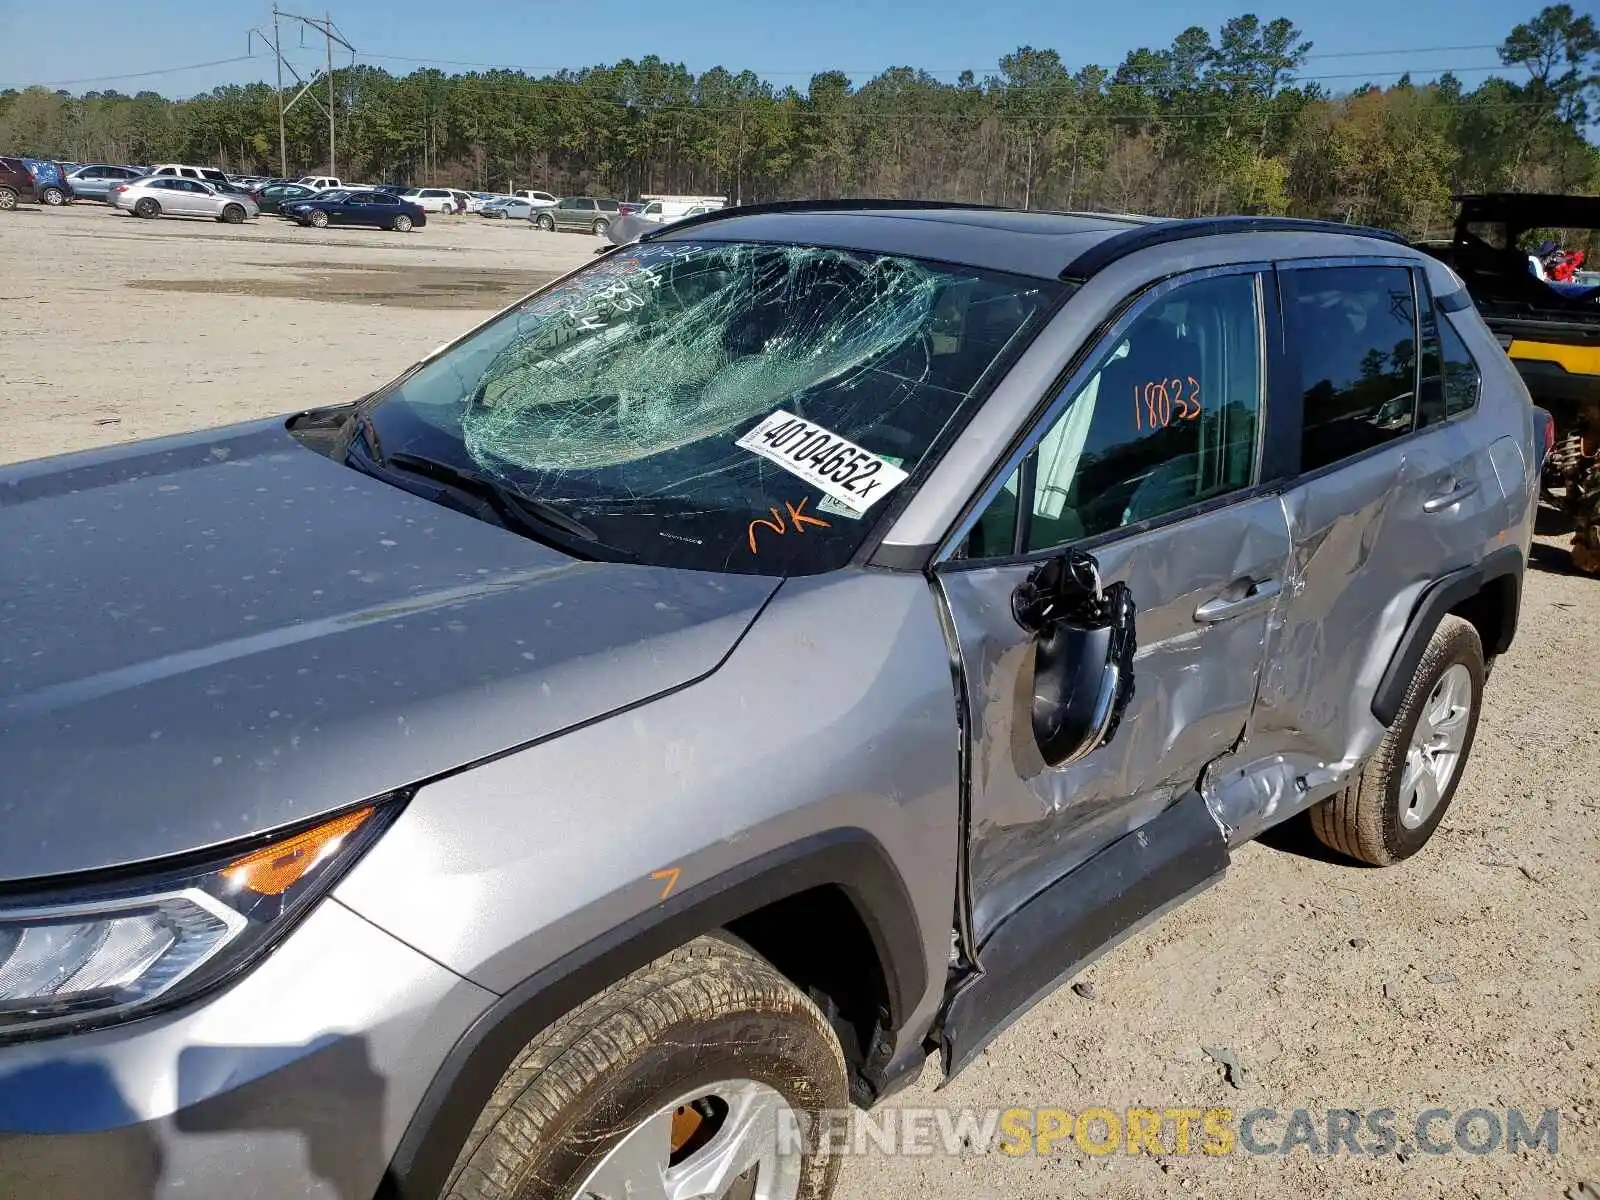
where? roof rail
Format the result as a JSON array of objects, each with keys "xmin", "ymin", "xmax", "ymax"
[
  {"xmin": 637, "ymin": 196, "xmax": 1007, "ymax": 241},
  {"xmin": 1058, "ymin": 215, "xmax": 1409, "ymax": 281}
]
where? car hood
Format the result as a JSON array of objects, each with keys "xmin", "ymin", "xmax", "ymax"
[{"xmin": 0, "ymin": 418, "xmax": 779, "ymax": 882}]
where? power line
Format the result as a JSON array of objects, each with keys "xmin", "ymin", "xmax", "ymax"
[
  {"xmin": 350, "ymin": 41, "xmax": 1508, "ymax": 76},
  {"xmin": 19, "ymin": 56, "xmax": 258, "ymax": 89}
]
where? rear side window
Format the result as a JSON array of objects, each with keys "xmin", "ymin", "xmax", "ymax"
[
  {"xmin": 1417, "ymin": 291, "xmax": 1483, "ymax": 426},
  {"xmin": 1282, "ymin": 265, "xmax": 1418, "ymax": 473}
]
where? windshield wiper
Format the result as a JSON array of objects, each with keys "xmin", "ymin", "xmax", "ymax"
[{"xmin": 383, "ymin": 452, "xmax": 609, "ymax": 548}]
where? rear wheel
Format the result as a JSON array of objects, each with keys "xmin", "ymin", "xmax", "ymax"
[
  {"xmin": 444, "ymin": 935, "xmax": 846, "ymax": 1200},
  {"xmin": 134, "ymin": 197, "xmax": 160, "ymax": 219},
  {"xmin": 592, "ymin": 216, "xmax": 610, "ymax": 235},
  {"xmin": 309, "ymin": 209, "xmax": 330, "ymax": 228},
  {"xmin": 392, "ymin": 213, "xmax": 413, "ymax": 233},
  {"xmin": 536, "ymin": 212, "xmax": 555, "ymax": 231},
  {"xmin": 220, "ymin": 204, "xmax": 246, "ymax": 224},
  {"xmin": 42, "ymin": 186, "xmax": 66, "ymax": 206},
  {"xmin": 1309, "ymin": 615, "xmax": 1484, "ymax": 865},
  {"xmin": 0, "ymin": 187, "xmax": 17, "ymax": 211}
]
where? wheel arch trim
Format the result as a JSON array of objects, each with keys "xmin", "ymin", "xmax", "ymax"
[
  {"xmin": 1371, "ymin": 544, "xmax": 1522, "ymax": 726},
  {"xmin": 373, "ymin": 827, "xmax": 925, "ymax": 1200}
]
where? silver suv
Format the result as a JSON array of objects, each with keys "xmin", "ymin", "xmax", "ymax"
[{"xmin": 0, "ymin": 203, "xmax": 1534, "ymax": 1200}]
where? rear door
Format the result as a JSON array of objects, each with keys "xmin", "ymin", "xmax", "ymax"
[
  {"xmin": 935, "ymin": 264, "xmax": 1293, "ymax": 941},
  {"xmin": 1247, "ymin": 258, "xmax": 1493, "ymax": 770}
]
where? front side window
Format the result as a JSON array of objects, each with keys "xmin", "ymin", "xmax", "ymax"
[
  {"xmin": 1283, "ymin": 265, "xmax": 1417, "ymax": 473},
  {"xmin": 354, "ymin": 242, "xmax": 1063, "ymax": 575},
  {"xmin": 967, "ymin": 271, "xmax": 1264, "ymax": 557}
]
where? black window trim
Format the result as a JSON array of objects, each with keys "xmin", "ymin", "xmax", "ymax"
[
  {"xmin": 935, "ymin": 260, "xmax": 1276, "ymax": 570},
  {"xmin": 1270, "ymin": 253, "xmax": 1450, "ymax": 486},
  {"xmin": 1415, "ymin": 271, "xmax": 1485, "ymax": 423}
]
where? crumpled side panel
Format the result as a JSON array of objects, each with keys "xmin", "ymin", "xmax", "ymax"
[{"xmin": 939, "ymin": 493, "xmax": 1292, "ymax": 944}]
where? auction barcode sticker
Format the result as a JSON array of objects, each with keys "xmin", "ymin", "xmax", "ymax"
[{"xmin": 735, "ymin": 411, "xmax": 910, "ymax": 515}]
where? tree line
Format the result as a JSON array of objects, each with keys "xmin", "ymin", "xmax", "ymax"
[{"xmin": 2, "ymin": 5, "xmax": 1596, "ymax": 239}]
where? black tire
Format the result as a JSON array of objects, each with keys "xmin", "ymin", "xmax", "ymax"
[
  {"xmin": 221, "ymin": 204, "xmax": 246, "ymax": 224},
  {"xmin": 1309, "ymin": 615, "xmax": 1485, "ymax": 866},
  {"xmin": 134, "ymin": 197, "xmax": 161, "ymax": 219},
  {"xmin": 535, "ymin": 212, "xmax": 554, "ymax": 231},
  {"xmin": 392, "ymin": 214, "xmax": 413, "ymax": 233},
  {"xmin": 42, "ymin": 187, "xmax": 66, "ymax": 206},
  {"xmin": 441, "ymin": 202, "xmax": 454, "ymax": 215},
  {"xmin": 592, "ymin": 217, "xmax": 610, "ymax": 235},
  {"xmin": 309, "ymin": 210, "xmax": 330, "ymax": 228},
  {"xmin": 0, "ymin": 187, "xmax": 17, "ymax": 211},
  {"xmin": 444, "ymin": 935, "xmax": 847, "ymax": 1200}
]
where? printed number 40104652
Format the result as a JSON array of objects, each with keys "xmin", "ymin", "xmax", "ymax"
[{"xmin": 1134, "ymin": 377, "xmax": 1202, "ymax": 431}]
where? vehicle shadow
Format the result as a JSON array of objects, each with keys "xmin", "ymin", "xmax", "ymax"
[
  {"xmin": 0, "ymin": 1035, "xmax": 387, "ymax": 1199},
  {"xmin": 1255, "ymin": 812, "xmax": 1381, "ymax": 867},
  {"xmin": 0, "ymin": 1059, "xmax": 165, "ymax": 1198},
  {"xmin": 1535, "ymin": 501, "xmax": 1575, "ymax": 536},
  {"xmin": 1529, "ymin": 540, "xmax": 1586, "ymax": 576}
]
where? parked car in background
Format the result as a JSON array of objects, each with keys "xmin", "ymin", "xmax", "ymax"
[
  {"xmin": 251, "ymin": 181, "xmax": 319, "ymax": 215},
  {"xmin": 149, "ymin": 163, "xmax": 230, "ymax": 186},
  {"xmin": 396, "ymin": 187, "xmax": 464, "ymax": 214},
  {"xmin": 533, "ymin": 195, "xmax": 621, "ymax": 234},
  {"xmin": 296, "ymin": 175, "xmax": 342, "ymax": 192},
  {"xmin": 480, "ymin": 197, "xmax": 534, "ymax": 220},
  {"xmin": 512, "ymin": 189, "xmax": 557, "ymax": 208},
  {"xmin": 64, "ymin": 164, "xmax": 146, "ymax": 202},
  {"xmin": 0, "ymin": 156, "xmax": 41, "ymax": 210},
  {"xmin": 284, "ymin": 188, "xmax": 425, "ymax": 232},
  {"xmin": 112, "ymin": 176, "xmax": 258, "ymax": 223},
  {"xmin": 21, "ymin": 159, "xmax": 74, "ymax": 206}
]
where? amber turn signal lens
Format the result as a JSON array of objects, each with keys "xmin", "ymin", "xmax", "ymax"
[{"xmin": 222, "ymin": 807, "xmax": 375, "ymax": 897}]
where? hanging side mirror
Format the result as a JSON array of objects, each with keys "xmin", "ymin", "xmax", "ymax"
[{"xmin": 1011, "ymin": 549, "xmax": 1137, "ymax": 768}]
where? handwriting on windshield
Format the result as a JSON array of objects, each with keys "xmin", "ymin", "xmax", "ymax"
[
  {"xmin": 747, "ymin": 497, "xmax": 831, "ymax": 554},
  {"xmin": 1132, "ymin": 377, "xmax": 1202, "ymax": 431}
]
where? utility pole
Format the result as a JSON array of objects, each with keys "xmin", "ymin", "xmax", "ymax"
[
  {"xmin": 325, "ymin": 10, "xmax": 335, "ymax": 176},
  {"xmin": 250, "ymin": 8, "xmax": 354, "ymax": 176}
]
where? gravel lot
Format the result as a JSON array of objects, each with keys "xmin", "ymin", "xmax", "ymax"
[{"xmin": 1, "ymin": 202, "xmax": 1595, "ymax": 1199}]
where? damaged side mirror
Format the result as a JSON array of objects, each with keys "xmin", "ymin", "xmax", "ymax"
[{"xmin": 1010, "ymin": 549, "xmax": 1137, "ymax": 768}]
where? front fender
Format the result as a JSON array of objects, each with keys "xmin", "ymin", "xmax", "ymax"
[{"xmin": 336, "ymin": 569, "xmax": 962, "ymax": 1195}]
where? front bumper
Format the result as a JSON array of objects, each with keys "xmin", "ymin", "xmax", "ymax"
[{"xmin": 0, "ymin": 897, "xmax": 494, "ymax": 1199}]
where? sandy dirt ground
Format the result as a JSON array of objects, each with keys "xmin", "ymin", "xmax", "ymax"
[{"xmin": 1, "ymin": 202, "xmax": 1595, "ymax": 1199}]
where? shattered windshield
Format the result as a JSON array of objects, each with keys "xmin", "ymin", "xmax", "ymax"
[{"xmin": 359, "ymin": 240, "xmax": 1063, "ymax": 574}]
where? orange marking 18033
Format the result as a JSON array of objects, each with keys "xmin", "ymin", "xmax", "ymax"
[{"xmin": 1132, "ymin": 376, "xmax": 1202, "ymax": 431}]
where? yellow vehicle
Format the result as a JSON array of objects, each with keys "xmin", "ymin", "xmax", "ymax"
[{"xmin": 1444, "ymin": 193, "xmax": 1600, "ymax": 571}]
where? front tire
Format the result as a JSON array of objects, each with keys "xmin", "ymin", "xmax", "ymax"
[
  {"xmin": 309, "ymin": 209, "xmax": 330, "ymax": 228},
  {"xmin": 444, "ymin": 935, "xmax": 847, "ymax": 1200},
  {"xmin": 134, "ymin": 197, "xmax": 161, "ymax": 219},
  {"xmin": 1310, "ymin": 615, "xmax": 1485, "ymax": 865}
]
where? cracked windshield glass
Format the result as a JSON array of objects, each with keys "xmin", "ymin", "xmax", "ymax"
[{"xmin": 358, "ymin": 240, "xmax": 1062, "ymax": 573}]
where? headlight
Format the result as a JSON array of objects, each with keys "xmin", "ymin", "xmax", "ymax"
[{"xmin": 0, "ymin": 799, "xmax": 399, "ymax": 1044}]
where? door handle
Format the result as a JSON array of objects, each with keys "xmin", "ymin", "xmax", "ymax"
[
  {"xmin": 1193, "ymin": 578, "xmax": 1281, "ymax": 624},
  {"xmin": 1422, "ymin": 480, "xmax": 1479, "ymax": 513}
]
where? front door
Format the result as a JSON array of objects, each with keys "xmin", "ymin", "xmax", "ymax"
[{"xmin": 935, "ymin": 266, "xmax": 1293, "ymax": 944}]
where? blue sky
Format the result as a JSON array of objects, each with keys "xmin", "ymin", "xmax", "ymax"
[{"xmin": 0, "ymin": 0, "xmax": 1533, "ymax": 97}]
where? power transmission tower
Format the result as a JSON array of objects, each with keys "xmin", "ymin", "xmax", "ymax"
[{"xmin": 248, "ymin": 8, "xmax": 354, "ymax": 178}]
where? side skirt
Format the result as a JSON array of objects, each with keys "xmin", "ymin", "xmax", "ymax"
[{"xmin": 938, "ymin": 790, "xmax": 1228, "ymax": 1080}]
